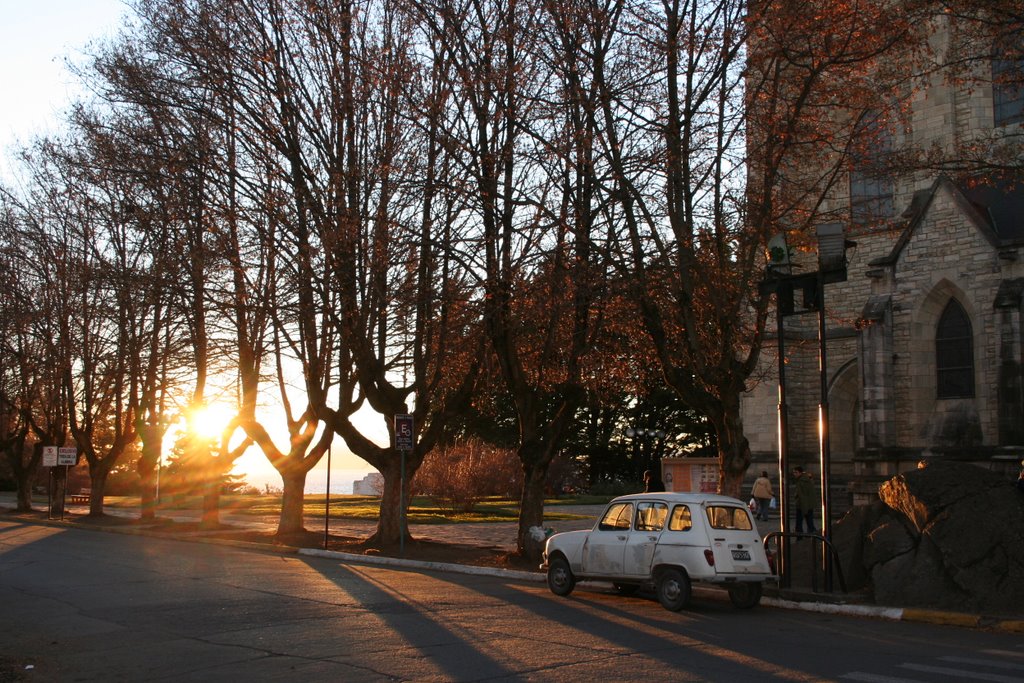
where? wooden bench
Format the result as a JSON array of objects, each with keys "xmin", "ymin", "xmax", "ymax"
[{"xmin": 69, "ymin": 489, "xmax": 91, "ymax": 504}]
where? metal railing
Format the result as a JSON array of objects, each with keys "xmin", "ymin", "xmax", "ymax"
[{"xmin": 763, "ymin": 531, "xmax": 847, "ymax": 594}]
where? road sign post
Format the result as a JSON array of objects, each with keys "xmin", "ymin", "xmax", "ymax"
[{"xmin": 394, "ymin": 414, "xmax": 414, "ymax": 556}]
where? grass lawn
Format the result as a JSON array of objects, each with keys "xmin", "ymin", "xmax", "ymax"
[{"xmin": 98, "ymin": 492, "xmax": 611, "ymax": 524}]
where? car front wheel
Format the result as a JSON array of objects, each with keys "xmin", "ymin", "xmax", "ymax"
[
  {"xmin": 656, "ymin": 568, "xmax": 691, "ymax": 611},
  {"xmin": 547, "ymin": 556, "xmax": 576, "ymax": 597},
  {"xmin": 727, "ymin": 582, "xmax": 763, "ymax": 609}
]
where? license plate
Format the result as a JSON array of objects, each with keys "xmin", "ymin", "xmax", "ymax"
[{"xmin": 731, "ymin": 549, "xmax": 751, "ymax": 561}]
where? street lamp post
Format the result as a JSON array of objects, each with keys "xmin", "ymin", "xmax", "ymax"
[{"xmin": 760, "ymin": 223, "xmax": 853, "ymax": 591}]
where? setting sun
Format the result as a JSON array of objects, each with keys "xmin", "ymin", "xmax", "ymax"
[{"xmin": 187, "ymin": 403, "xmax": 236, "ymax": 441}]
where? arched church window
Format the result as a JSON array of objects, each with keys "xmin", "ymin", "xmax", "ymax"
[{"xmin": 935, "ymin": 299, "xmax": 974, "ymax": 399}]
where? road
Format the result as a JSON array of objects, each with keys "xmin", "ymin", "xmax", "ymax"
[{"xmin": 1, "ymin": 519, "xmax": 1022, "ymax": 682}]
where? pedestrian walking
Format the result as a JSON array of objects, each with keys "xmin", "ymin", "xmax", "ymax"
[
  {"xmin": 751, "ymin": 471, "xmax": 774, "ymax": 521},
  {"xmin": 792, "ymin": 466, "xmax": 817, "ymax": 535}
]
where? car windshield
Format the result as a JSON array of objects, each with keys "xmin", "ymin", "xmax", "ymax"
[
  {"xmin": 598, "ymin": 502, "xmax": 634, "ymax": 531},
  {"xmin": 705, "ymin": 505, "xmax": 753, "ymax": 530}
]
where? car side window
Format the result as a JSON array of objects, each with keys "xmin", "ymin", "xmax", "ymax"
[
  {"xmin": 668, "ymin": 505, "xmax": 692, "ymax": 531},
  {"xmin": 598, "ymin": 503, "xmax": 634, "ymax": 531},
  {"xmin": 706, "ymin": 505, "xmax": 753, "ymax": 530},
  {"xmin": 635, "ymin": 502, "xmax": 668, "ymax": 531}
]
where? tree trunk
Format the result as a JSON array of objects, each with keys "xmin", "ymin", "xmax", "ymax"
[
  {"xmin": 716, "ymin": 399, "xmax": 752, "ymax": 499},
  {"xmin": 139, "ymin": 464, "xmax": 157, "ymax": 521},
  {"xmin": 13, "ymin": 438, "xmax": 36, "ymax": 512},
  {"xmin": 49, "ymin": 467, "xmax": 66, "ymax": 518},
  {"xmin": 517, "ymin": 460, "xmax": 548, "ymax": 561},
  {"xmin": 201, "ymin": 474, "xmax": 222, "ymax": 530},
  {"xmin": 88, "ymin": 470, "xmax": 109, "ymax": 517},
  {"xmin": 369, "ymin": 457, "xmax": 411, "ymax": 548},
  {"xmin": 16, "ymin": 480, "xmax": 32, "ymax": 512},
  {"xmin": 137, "ymin": 429, "xmax": 161, "ymax": 521},
  {"xmin": 277, "ymin": 471, "xmax": 308, "ymax": 535}
]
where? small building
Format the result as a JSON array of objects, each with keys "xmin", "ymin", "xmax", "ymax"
[
  {"xmin": 661, "ymin": 457, "xmax": 719, "ymax": 494},
  {"xmin": 352, "ymin": 472, "xmax": 383, "ymax": 496}
]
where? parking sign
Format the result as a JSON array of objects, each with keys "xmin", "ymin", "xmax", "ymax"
[{"xmin": 394, "ymin": 414, "xmax": 414, "ymax": 451}]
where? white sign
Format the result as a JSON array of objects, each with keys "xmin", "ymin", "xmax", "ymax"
[
  {"xmin": 43, "ymin": 446, "xmax": 59, "ymax": 467},
  {"xmin": 57, "ymin": 447, "xmax": 78, "ymax": 466}
]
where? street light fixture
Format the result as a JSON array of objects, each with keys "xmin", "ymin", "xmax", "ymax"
[
  {"xmin": 625, "ymin": 427, "xmax": 666, "ymax": 440},
  {"xmin": 625, "ymin": 427, "xmax": 667, "ymax": 476}
]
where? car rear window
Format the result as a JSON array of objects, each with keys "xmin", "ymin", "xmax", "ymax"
[
  {"xmin": 705, "ymin": 505, "xmax": 753, "ymax": 530},
  {"xmin": 598, "ymin": 502, "xmax": 634, "ymax": 530},
  {"xmin": 668, "ymin": 505, "xmax": 692, "ymax": 531}
]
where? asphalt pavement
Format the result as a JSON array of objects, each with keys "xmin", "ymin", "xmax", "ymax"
[{"xmin": 2, "ymin": 492, "xmax": 1021, "ymax": 634}]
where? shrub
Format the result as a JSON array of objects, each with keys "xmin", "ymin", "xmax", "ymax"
[{"xmin": 415, "ymin": 438, "xmax": 520, "ymax": 512}]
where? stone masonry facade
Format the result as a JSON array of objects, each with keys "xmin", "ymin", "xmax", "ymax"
[{"xmin": 740, "ymin": 14, "xmax": 1024, "ymax": 512}]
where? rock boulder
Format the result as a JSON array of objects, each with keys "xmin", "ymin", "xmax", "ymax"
[{"xmin": 834, "ymin": 460, "xmax": 1024, "ymax": 615}]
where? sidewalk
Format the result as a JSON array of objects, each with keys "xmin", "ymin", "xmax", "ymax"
[{"xmin": 2, "ymin": 493, "xmax": 1021, "ymax": 633}]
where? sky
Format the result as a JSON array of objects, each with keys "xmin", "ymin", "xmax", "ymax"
[
  {"xmin": 0, "ymin": 0, "xmax": 129, "ymax": 178},
  {"xmin": 0, "ymin": 1, "xmax": 380, "ymax": 493}
]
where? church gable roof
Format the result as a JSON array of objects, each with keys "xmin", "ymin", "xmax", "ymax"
[{"xmin": 869, "ymin": 175, "xmax": 1024, "ymax": 268}]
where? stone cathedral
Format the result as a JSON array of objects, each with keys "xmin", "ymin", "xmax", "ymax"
[{"xmin": 740, "ymin": 14, "xmax": 1024, "ymax": 511}]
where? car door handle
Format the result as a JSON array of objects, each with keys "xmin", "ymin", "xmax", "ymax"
[{"xmin": 617, "ymin": 535, "xmax": 627, "ymax": 541}]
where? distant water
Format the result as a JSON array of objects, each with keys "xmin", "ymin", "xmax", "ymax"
[
  {"xmin": 236, "ymin": 467, "xmax": 377, "ymax": 496},
  {"xmin": 299, "ymin": 469, "xmax": 375, "ymax": 495}
]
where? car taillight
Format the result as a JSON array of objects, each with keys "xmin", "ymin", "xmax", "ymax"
[{"xmin": 704, "ymin": 549, "xmax": 715, "ymax": 566}]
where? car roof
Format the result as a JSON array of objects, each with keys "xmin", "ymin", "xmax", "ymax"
[{"xmin": 608, "ymin": 492, "xmax": 745, "ymax": 506}]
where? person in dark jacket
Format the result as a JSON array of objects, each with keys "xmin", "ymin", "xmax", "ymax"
[
  {"xmin": 792, "ymin": 466, "xmax": 817, "ymax": 534},
  {"xmin": 643, "ymin": 470, "xmax": 665, "ymax": 493}
]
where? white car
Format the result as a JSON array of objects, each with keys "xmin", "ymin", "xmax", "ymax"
[{"xmin": 542, "ymin": 492, "xmax": 773, "ymax": 610}]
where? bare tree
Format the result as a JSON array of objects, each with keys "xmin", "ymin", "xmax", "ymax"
[
  {"xmin": 0, "ymin": 195, "xmax": 40, "ymax": 511},
  {"xmin": 411, "ymin": 0, "xmax": 614, "ymax": 558},
  {"xmin": 1, "ymin": 171, "xmax": 78, "ymax": 512},
  {"xmin": 574, "ymin": 0, "xmax": 922, "ymax": 495}
]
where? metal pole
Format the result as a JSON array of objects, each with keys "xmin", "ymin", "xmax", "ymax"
[
  {"xmin": 400, "ymin": 450, "xmax": 406, "ymax": 557},
  {"xmin": 817, "ymin": 273, "xmax": 833, "ymax": 592},
  {"xmin": 61, "ymin": 464, "xmax": 68, "ymax": 521},
  {"xmin": 324, "ymin": 447, "xmax": 332, "ymax": 550},
  {"xmin": 776, "ymin": 302, "xmax": 791, "ymax": 588}
]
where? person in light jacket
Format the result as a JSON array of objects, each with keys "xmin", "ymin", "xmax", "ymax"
[{"xmin": 750, "ymin": 471, "xmax": 774, "ymax": 521}]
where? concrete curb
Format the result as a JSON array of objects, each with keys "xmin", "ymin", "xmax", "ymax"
[
  {"xmin": 761, "ymin": 596, "xmax": 904, "ymax": 621},
  {"xmin": 299, "ymin": 547, "xmax": 543, "ymax": 583}
]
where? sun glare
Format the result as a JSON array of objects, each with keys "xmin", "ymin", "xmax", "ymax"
[{"xmin": 187, "ymin": 403, "xmax": 236, "ymax": 441}]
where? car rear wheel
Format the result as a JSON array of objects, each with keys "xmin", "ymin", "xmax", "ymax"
[
  {"xmin": 727, "ymin": 582, "xmax": 763, "ymax": 609},
  {"xmin": 547, "ymin": 556, "xmax": 576, "ymax": 597},
  {"xmin": 655, "ymin": 568, "xmax": 691, "ymax": 611}
]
